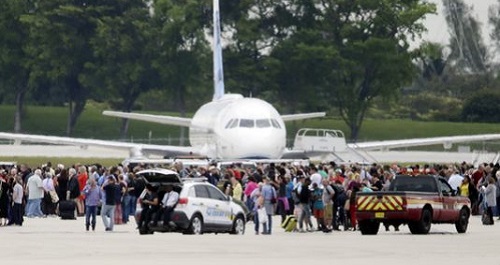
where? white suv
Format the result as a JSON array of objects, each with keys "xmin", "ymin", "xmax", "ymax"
[{"xmin": 135, "ymin": 168, "xmax": 247, "ymax": 235}]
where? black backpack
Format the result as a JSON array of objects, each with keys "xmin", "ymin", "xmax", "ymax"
[{"xmin": 330, "ymin": 184, "xmax": 345, "ymax": 201}]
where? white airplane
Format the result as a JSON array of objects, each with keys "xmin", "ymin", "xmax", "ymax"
[
  {"xmin": 1, "ymin": 0, "xmax": 500, "ymax": 159},
  {"xmin": 0, "ymin": 0, "xmax": 325, "ymax": 160}
]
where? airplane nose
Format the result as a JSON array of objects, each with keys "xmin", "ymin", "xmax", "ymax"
[{"xmin": 219, "ymin": 129, "xmax": 285, "ymax": 159}]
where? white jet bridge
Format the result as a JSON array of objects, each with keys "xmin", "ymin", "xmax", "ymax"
[{"xmin": 293, "ymin": 128, "xmax": 375, "ymax": 163}]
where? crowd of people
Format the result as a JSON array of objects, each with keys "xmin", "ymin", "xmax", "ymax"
[
  {"xmin": 219, "ymin": 161, "xmax": 500, "ymax": 233},
  {"xmin": 0, "ymin": 162, "xmax": 146, "ymax": 231},
  {"xmin": 0, "ymin": 160, "xmax": 499, "ymax": 232}
]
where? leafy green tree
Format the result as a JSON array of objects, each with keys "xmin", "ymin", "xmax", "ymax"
[
  {"xmin": 218, "ymin": 0, "xmax": 279, "ymax": 100},
  {"xmin": 416, "ymin": 42, "xmax": 448, "ymax": 81},
  {"xmin": 263, "ymin": 0, "xmax": 435, "ymax": 140},
  {"xmin": 462, "ymin": 90, "xmax": 500, "ymax": 122},
  {"xmin": 150, "ymin": 0, "xmax": 211, "ymax": 144},
  {"xmin": 86, "ymin": 0, "xmax": 157, "ymax": 138},
  {"xmin": 21, "ymin": 0, "xmax": 106, "ymax": 135},
  {"xmin": 0, "ymin": 0, "xmax": 33, "ymax": 132}
]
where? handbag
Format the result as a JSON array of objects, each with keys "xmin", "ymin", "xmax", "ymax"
[
  {"xmin": 49, "ymin": 190, "xmax": 59, "ymax": 203},
  {"xmin": 257, "ymin": 207, "xmax": 267, "ymax": 224}
]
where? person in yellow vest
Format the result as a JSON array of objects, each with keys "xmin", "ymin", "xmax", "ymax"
[{"xmin": 231, "ymin": 177, "xmax": 243, "ymax": 201}]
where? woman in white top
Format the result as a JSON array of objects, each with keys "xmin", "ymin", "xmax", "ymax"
[
  {"xmin": 42, "ymin": 172, "xmax": 58, "ymax": 216},
  {"xmin": 11, "ymin": 176, "xmax": 24, "ymax": 225}
]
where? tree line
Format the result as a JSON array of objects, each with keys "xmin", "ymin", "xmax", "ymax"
[{"xmin": 0, "ymin": 0, "xmax": 499, "ymax": 141}]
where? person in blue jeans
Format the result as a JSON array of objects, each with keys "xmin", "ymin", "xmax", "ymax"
[
  {"xmin": 26, "ymin": 170, "xmax": 45, "ymax": 218},
  {"xmin": 250, "ymin": 183, "xmax": 263, "ymax": 234},
  {"xmin": 261, "ymin": 177, "xmax": 276, "ymax": 235},
  {"xmin": 101, "ymin": 176, "xmax": 118, "ymax": 231},
  {"xmin": 83, "ymin": 178, "xmax": 100, "ymax": 231}
]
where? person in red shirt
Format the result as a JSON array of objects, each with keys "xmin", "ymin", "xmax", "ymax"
[
  {"xmin": 471, "ymin": 165, "xmax": 485, "ymax": 187},
  {"xmin": 228, "ymin": 164, "xmax": 241, "ymax": 180},
  {"xmin": 470, "ymin": 165, "xmax": 485, "ymax": 215},
  {"xmin": 76, "ymin": 165, "xmax": 88, "ymax": 216}
]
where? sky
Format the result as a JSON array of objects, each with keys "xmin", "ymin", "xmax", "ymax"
[{"xmin": 420, "ymin": 0, "xmax": 498, "ymax": 47}]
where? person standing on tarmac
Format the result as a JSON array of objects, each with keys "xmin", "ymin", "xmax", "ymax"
[
  {"xmin": 261, "ymin": 177, "xmax": 276, "ymax": 235},
  {"xmin": 481, "ymin": 177, "xmax": 497, "ymax": 225},
  {"xmin": 83, "ymin": 178, "xmax": 100, "ymax": 231},
  {"xmin": 10, "ymin": 176, "xmax": 24, "ymax": 226},
  {"xmin": 101, "ymin": 176, "xmax": 118, "ymax": 231},
  {"xmin": 311, "ymin": 182, "xmax": 331, "ymax": 233},
  {"xmin": 298, "ymin": 178, "xmax": 313, "ymax": 232}
]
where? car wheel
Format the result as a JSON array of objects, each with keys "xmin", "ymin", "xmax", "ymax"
[
  {"xmin": 188, "ymin": 214, "xmax": 204, "ymax": 235},
  {"xmin": 358, "ymin": 220, "xmax": 379, "ymax": 235},
  {"xmin": 409, "ymin": 208, "xmax": 432, "ymax": 235},
  {"xmin": 455, "ymin": 208, "xmax": 469, "ymax": 233},
  {"xmin": 230, "ymin": 216, "xmax": 245, "ymax": 235}
]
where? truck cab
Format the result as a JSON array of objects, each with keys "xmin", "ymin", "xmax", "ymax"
[{"xmin": 356, "ymin": 175, "xmax": 471, "ymax": 235}]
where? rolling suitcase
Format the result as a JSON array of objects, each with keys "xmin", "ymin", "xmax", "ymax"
[
  {"xmin": 59, "ymin": 200, "xmax": 76, "ymax": 220},
  {"xmin": 281, "ymin": 215, "xmax": 297, "ymax": 232}
]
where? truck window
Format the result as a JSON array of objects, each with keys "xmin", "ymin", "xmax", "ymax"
[
  {"xmin": 389, "ymin": 177, "xmax": 437, "ymax": 192},
  {"xmin": 438, "ymin": 179, "xmax": 454, "ymax": 196}
]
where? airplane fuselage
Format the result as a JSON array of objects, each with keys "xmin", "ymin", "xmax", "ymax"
[{"xmin": 189, "ymin": 94, "xmax": 286, "ymax": 159}]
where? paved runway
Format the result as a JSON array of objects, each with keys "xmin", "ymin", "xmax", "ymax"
[
  {"xmin": 1, "ymin": 215, "xmax": 496, "ymax": 264},
  {"xmin": 0, "ymin": 144, "xmax": 496, "ymax": 163}
]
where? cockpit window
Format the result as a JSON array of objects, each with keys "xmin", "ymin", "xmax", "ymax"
[
  {"xmin": 256, "ymin": 119, "xmax": 271, "ymax": 128},
  {"xmin": 225, "ymin": 119, "xmax": 239, "ymax": 129},
  {"xmin": 240, "ymin": 119, "xmax": 255, "ymax": 128},
  {"xmin": 229, "ymin": 119, "xmax": 239, "ymax": 128},
  {"xmin": 227, "ymin": 118, "xmax": 280, "ymax": 129},
  {"xmin": 271, "ymin": 119, "xmax": 281, "ymax": 129}
]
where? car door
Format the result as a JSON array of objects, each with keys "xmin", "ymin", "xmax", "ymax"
[
  {"xmin": 437, "ymin": 178, "xmax": 458, "ymax": 221},
  {"xmin": 206, "ymin": 185, "xmax": 233, "ymax": 227},
  {"xmin": 193, "ymin": 185, "xmax": 213, "ymax": 225}
]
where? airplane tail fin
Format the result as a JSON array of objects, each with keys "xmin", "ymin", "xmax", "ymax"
[{"xmin": 212, "ymin": 0, "xmax": 225, "ymax": 101}]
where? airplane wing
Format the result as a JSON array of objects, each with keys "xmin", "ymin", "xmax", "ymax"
[
  {"xmin": 280, "ymin": 148, "xmax": 335, "ymax": 159},
  {"xmin": 349, "ymin": 134, "xmax": 500, "ymax": 151},
  {"xmin": 0, "ymin": 132, "xmax": 199, "ymax": 158},
  {"xmin": 102, "ymin": 111, "xmax": 192, "ymax": 127},
  {"xmin": 281, "ymin": 112, "xmax": 326, "ymax": 122}
]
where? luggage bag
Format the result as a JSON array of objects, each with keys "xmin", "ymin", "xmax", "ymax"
[
  {"xmin": 59, "ymin": 200, "xmax": 76, "ymax": 220},
  {"xmin": 281, "ymin": 215, "xmax": 297, "ymax": 232}
]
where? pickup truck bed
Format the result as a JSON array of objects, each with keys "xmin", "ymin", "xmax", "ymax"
[{"xmin": 355, "ymin": 175, "xmax": 471, "ymax": 235}]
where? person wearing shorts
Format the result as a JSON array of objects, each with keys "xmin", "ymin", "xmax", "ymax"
[{"xmin": 312, "ymin": 183, "xmax": 331, "ymax": 233}]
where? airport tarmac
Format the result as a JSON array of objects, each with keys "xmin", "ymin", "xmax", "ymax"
[
  {"xmin": 0, "ymin": 215, "xmax": 496, "ymax": 264},
  {"xmin": 0, "ymin": 144, "xmax": 496, "ymax": 164}
]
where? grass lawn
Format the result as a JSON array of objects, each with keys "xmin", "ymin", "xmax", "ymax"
[
  {"xmin": 0, "ymin": 156, "xmax": 122, "ymax": 168},
  {"xmin": 1, "ymin": 103, "xmax": 499, "ymax": 166},
  {"xmin": 1, "ymin": 104, "xmax": 500, "ymax": 145}
]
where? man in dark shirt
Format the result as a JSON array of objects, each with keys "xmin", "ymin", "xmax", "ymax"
[
  {"xmin": 139, "ymin": 184, "xmax": 159, "ymax": 229},
  {"xmin": 101, "ymin": 176, "xmax": 117, "ymax": 231},
  {"xmin": 127, "ymin": 174, "xmax": 144, "ymax": 221},
  {"xmin": 298, "ymin": 178, "xmax": 313, "ymax": 232}
]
